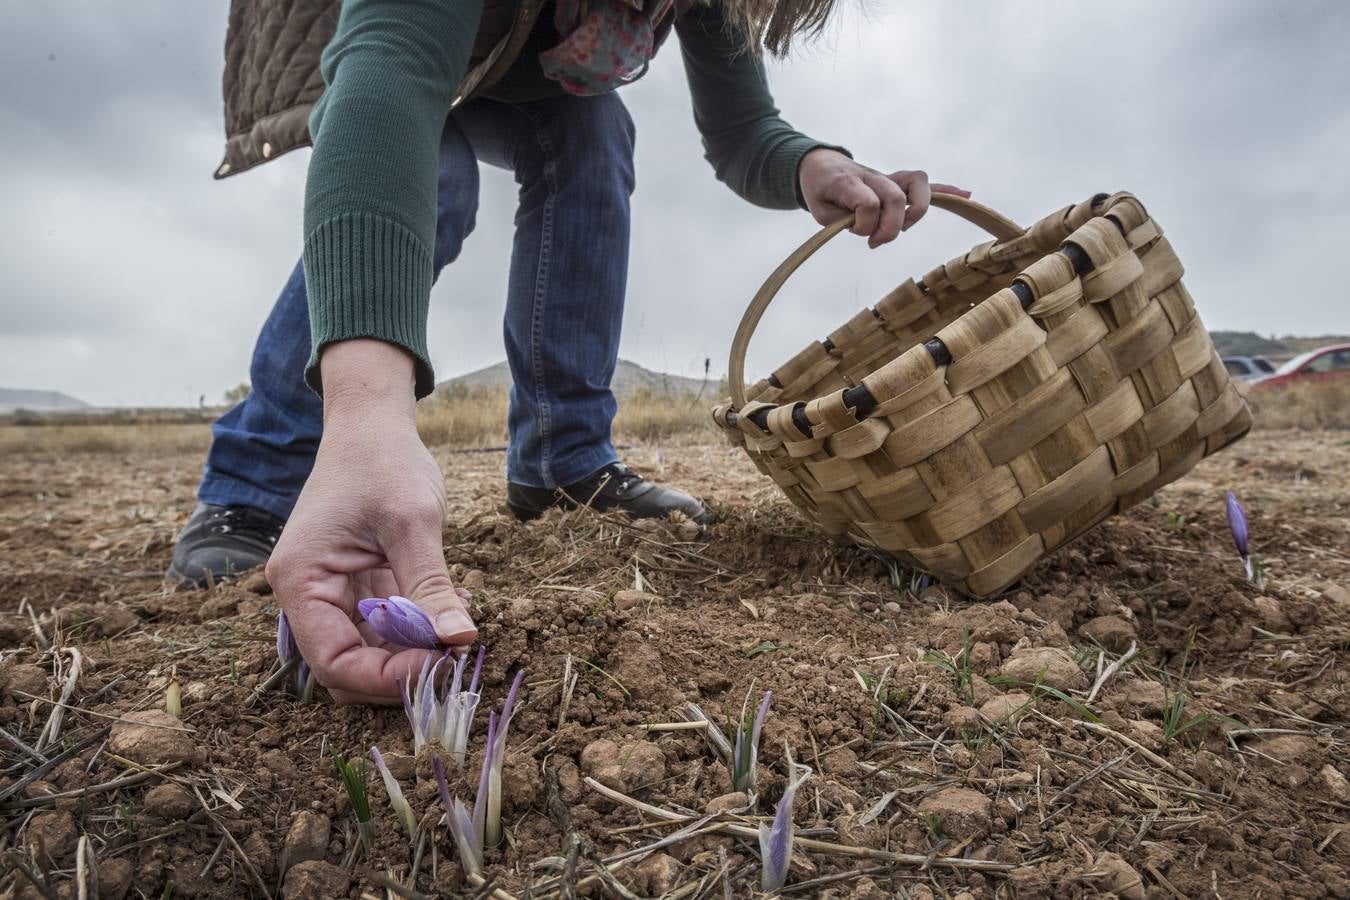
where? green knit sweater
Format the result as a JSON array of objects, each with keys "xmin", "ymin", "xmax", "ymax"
[{"xmin": 303, "ymin": 0, "xmax": 842, "ymax": 396}]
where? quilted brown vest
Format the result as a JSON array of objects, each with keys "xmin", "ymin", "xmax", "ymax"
[{"xmin": 216, "ymin": 0, "xmax": 683, "ymax": 179}]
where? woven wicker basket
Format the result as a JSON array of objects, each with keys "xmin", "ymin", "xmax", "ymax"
[{"xmin": 713, "ymin": 192, "xmax": 1252, "ymax": 598}]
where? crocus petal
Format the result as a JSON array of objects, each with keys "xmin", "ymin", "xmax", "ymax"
[
  {"xmin": 277, "ymin": 611, "xmax": 297, "ymax": 664},
  {"xmin": 358, "ymin": 596, "xmax": 441, "ymax": 649},
  {"xmin": 474, "ymin": 712, "xmax": 498, "ymax": 843},
  {"xmin": 468, "ymin": 645, "xmax": 486, "ymax": 696},
  {"xmin": 1225, "ymin": 491, "xmax": 1249, "ymax": 559},
  {"xmin": 760, "ymin": 755, "xmax": 811, "ymax": 892}
]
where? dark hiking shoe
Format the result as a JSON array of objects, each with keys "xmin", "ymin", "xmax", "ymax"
[
  {"xmin": 507, "ymin": 462, "xmax": 708, "ymax": 524},
  {"xmin": 166, "ymin": 503, "xmax": 285, "ymax": 588}
]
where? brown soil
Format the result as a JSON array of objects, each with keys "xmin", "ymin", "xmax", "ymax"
[{"xmin": 1, "ymin": 430, "xmax": 1347, "ymax": 899}]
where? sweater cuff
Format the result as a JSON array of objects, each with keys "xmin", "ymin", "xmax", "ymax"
[
  {"xmin": 765, "ymin": 135, "xmax": 852, "ymax": 210},
  {"xmin": 303, "ymin": 213, "xmax": 437, "ymax": 399}
]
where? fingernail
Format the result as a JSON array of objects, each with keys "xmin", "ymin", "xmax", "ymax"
[{"xmin": 436, "ymin": 608, "xmax": 477, "ymax": 642}]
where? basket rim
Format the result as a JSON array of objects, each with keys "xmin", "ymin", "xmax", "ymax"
[{"xmin": 714, "ymin": 192, "xmax": 1135, "ymax": 445}]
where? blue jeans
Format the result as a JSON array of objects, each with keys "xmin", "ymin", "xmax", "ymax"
[{"xmin": 200, "ymin": 94, "xmax": 636, "ymax": 520}]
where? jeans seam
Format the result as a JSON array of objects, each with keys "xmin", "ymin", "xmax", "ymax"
[{"xmin": 516, "ymin": 103, "xmax": 559, "ymax": 488}]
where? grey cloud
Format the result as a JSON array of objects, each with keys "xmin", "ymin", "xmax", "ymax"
[{"xmin": 0, "ymin": 0, "xmax": 1346, "ymax": 406}]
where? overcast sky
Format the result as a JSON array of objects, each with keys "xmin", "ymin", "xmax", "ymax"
[{"xmin": 1, "ymin": 1, "xmax": 1346, "ymax": 407}]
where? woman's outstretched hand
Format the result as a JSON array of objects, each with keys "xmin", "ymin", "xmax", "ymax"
[
  {"xmin": 798, "ymin": 148, "xmax": 971, "ymax": 248},
  {"xmin": 265, "ymin": 340, "xmax": 478, "ymax": 704}
]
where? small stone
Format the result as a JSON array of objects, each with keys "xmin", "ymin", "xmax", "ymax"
[
  {"xmin": 1119, "ymin": 679, "xmax": 1166, "ymax": 716},
  {"xmin": 677, "ymin": 519, "xmax": 702, "ymax": 541},
  {"xmin": 3, "ymin": 663, "xmax": 49, "ymax": 699},
  {"xmin": 1318, "ymin": 765, "xmax": 1350, "ymax": 802},
  {"xmin": 282, "ymin": 810, "xmax": 330, "ymax": 870},
  {"xmin": 1252, "ymin": 596, "xmax": 1293, "ymax": 633},
  {"xmin": 240, "ymin": 569, "xmax": 272, "ymax": 594},
  {"xmin": 199, "ymin": 593, "xmax": 239, "ymax": 620},
  {"xmin": 706, "ymin": 791, "xmax": 749, "ymax": 814},
  {"xmin": 851, "ymin": 876, "xmax": 891, "ymax": 900},
  {"xmin": 462, "ymin": 569, "xmax": 486, "ymax": 591},
  {"xmin": 98, "ymin": 856, "xmax": 135, "ymax": 900},
  {"xmin": 282, "ymin": 860, "xmax": 349, "ymax": 899},
  {"xmin": 183, "ymin": 681, "xmax": 211, "ymax": 702},
  {"xmin": 820, "ymin": 746, "xmax": 858, "ymax": 777},
  {"xmin": 1318, "ymin": 583, "xmax": 1349, "ymax": 606},
  {"xmin": 943, "ymin": 706, "xmax": 982, "ymax": 734},
  {"xmin": 242, "ymin": 831, "xmax": 274, "ymax": 877},
  {"xmin": 629, "ymin": 852, "xmax": 681, "ymax": 896},
  {"xmin": 998, "ymin": 647, "xmax": 1086, "ymax": 692},
  {"xmin": 883, "ymin": 601, "xmax": 902, "ymax": 614},
  {"xmin": 1128, "ymin": 720, "xmax": 1165, "ymax": 751},
  {"xmin": 620, "ymin": 742, "xmax": 667, "ymax": 791},
  {"xmin": 916, "ymin": 787, "xmax": 992, "ymax": 840},
  {"xmin": 143, "ymin": 783, "xmax": 195, "ymax": 820},
  {"xmin": 967, "ymin": 641, "xmax": 1000, "ymax": 673},
  {"xmin": 581, "ymin": 739, "xmax": 666, "ymax": 792},
  {"xmin": 1252, "ymin": 734, "xmax": 1319, "ymax": 765},
  {"xmin": 109, "ymin": 710, "xmax": 198, "ymax": 766},
  {"xmin": 979, "ymin": 691, "xmax": 1032, "ymax": 725},
  {"xmin": 26, "ymin": 810, "xmax": 78, "ymax": 864},
  {"xmin": 1079, "ymin": 615, "xmax": 1136, "ymax": 652},
  {"xmin": 612, "ymin": 589, "xmax": 660, "ymax": 611},
  {"xmin": 1093, "ymin": 851, "xmax": 1145, "ymax": 899}
]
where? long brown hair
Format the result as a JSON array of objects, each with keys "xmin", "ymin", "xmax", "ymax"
[{"xmin": 720, "ymin": 0, "xmax": 843, "ymax": 56}]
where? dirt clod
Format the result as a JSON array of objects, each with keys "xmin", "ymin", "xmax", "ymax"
[
  {"xmin": 1093, "ymin": 851, "xmax": 1146, "ymax": 899},
  {"xmin": 2, "ymin": 663, "xmax": 49, "ymax": 700},
  {"xmin": 98, "ymin": 856, "xmax": 134, "ymax": 900},
  {"xmin": 282, "ymin": 860, "xmax": 349, "ymax": 899},
  {"xmin": 281, "ymin": 810, "xmax": 330, "ymax": 871},
  {"xmin": 143, "ymin": 783, "xmax": 195, "ymax": 820},
  {"xmin": 580, "ymin": 739, "xmax": 666, "ymax": 793},
  {"xmin": 706, "ymin": 791, "xmax": 748, "ymax": 814},
  {"xmin": 997, "ymin": 646, "xmax": 1086, "ymax": 692},
  {"xmin": 1079, "ymin": 615, "xmax": 1136, "ymax": 652},
  {"xmin": 916, "ymin": 787, "xmax": 991, "ymax": 840},
  {"xmin": 1319, "ymin": 764, "xmax": 1350, "ymax": 802},
  {"xmin": 26, "ymin": 810, "xmax": 78, "ymax": 865},
  {"xmin": 628, "ymin": 852, "xmax": 681, "ymax": 895},
  {"xmin": 108, "ymin": 710, "xmax": 198, "ymax": 765},
  {"xmin": 612, "ymin": 589, "xmax": 660, "ymax": 610},
  {"xmin": 979, "ymin": 691, "xmax": 1031, "ymax": 725}
]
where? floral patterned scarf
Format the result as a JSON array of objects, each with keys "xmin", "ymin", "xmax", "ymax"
[{"xmin": 539, "ymin": 0, "xmax": 677, "ymax": 95}]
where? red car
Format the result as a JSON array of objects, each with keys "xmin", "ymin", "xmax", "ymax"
[{"xmin": 1249, "ymin": 343, "xmax": 1350, "ymax": 391}]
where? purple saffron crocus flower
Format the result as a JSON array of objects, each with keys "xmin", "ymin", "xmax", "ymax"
[
  {"xmin": 277, "ymin": 611, "xmax": 315, "ymax": 699},
  {"xmin": 358, "ymin": 595, "xmax": 442, "ymax": 649},
  {"xmin": 732, "ymin": 689, "xmax": 771, "ymax": 794},
  {"xmin": 1225, "ymin": 491, "xmax": 1252, "ymax": 580},
  {"xmin": 277, "ymin": 610, "xmax": 296, "ymax": 663},
  {"xmin": 434, "ymin": 753, "xmax": 484, "ymax": 876},
  {"xmin": 758, "ymin": 745, "xmax": 811, "ymax": 892}
]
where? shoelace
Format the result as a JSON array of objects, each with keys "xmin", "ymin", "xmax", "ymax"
[
  {"xmin": 208, "ymin": 506, "xmax": 284, "ymax": 545},
  {"xmin": 596, "ymin": 463, "xmax": 642, "ymax": 496}
]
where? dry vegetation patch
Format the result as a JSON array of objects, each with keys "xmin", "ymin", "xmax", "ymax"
[{"xmin": 0, "ymin": 427, "xmax": 1346, "ymax": 898}]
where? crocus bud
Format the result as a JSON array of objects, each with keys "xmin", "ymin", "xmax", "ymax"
[{"xmin": 358, "ymin": 596, "xmax": 441, "ymax": 649}]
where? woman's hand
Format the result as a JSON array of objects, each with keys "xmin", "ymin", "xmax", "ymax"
[
  {"xmin": 265, "ymin": 340, "xmax": 477, "ymax": 704},
  {"xmin": 798, "ymin": 148, "xmax": 971, "ymax": 248}
]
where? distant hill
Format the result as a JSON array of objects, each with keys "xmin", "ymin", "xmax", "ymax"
[
  {"xmin": 437, "ymin": 358, "xmax": 716, "ymax": 398},
  {"xmin": 0, "ymin": 388, "xmax": 90, "ymax": 414},
  {"xmin": 1209, "ymin": 332, "xmax": 1350, "ymax": 361}
]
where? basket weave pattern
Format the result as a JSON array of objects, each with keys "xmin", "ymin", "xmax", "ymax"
[{"xmin": 714, "ymin": 192, "xmax": 1252, "ymax": 598}]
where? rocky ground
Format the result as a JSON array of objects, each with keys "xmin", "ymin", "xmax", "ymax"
[{"xmin": 0, "ymin": 429, "xmax": 1346, "ymax": 898}]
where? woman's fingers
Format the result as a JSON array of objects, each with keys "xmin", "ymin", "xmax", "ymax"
[
  {"xmin": 861, "ymin": 172, "xmax": 908, "ymax": 247},
  {"xmin": 887, "ymin": 170, "xmax": 932, "ymax": 231}
]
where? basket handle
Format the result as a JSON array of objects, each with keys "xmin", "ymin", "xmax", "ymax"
[{"xmin": 728, "ymin": 193, "xmax": 1027, "ymax": 409}]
